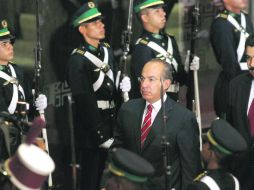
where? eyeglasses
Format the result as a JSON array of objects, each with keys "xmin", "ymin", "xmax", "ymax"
[
  {"xmin": 138, "ymin": 76, "xmax": 160, "ymax": 83},
  {"xmin": 246, "ymin": 54, "xmax": 254, "ymax": 62}
]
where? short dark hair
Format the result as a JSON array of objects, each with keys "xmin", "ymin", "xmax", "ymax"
[
  {"xmin": 146, "ymin": 58, "xmax": 173, "ymax": 81},
  {"xmin": 136, "ymin": 8, "xmax": 149, "ymax": 23},
  {"xmin": 245, "ymin": 33, "xmax": 254, "ymax": 49}
]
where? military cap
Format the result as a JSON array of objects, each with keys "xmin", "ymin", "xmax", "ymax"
[
  {"xmin": 134, "ymin": 0, "xmax": 165, "ymax": 13},
  {"xmin": 206, "ymin": 119, "xmax": 247, "ymax": 156},
  {"xmin": 108, "ymin": 148, "xmax": 154, "ymax": 182},
  {"xmin": 0, "ymin": 20, "xmax": 15, "ymax": 42},
  {"xmin": 3, "ymin": 117, "xmax": 55, "ymax": 190},
  {"xmin": 72, "ymin": 1, "xmax": 103, "ymax": 27}
]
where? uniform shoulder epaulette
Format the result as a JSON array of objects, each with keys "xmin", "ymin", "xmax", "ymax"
[
  {"xmin": 241, "ymin": 10, "xmax": 248, "ymax": 15},
  {"xmin": 165, "ymin": 32, "xmax": 174, "ymax": 38},
  {"xmin": 136, "ymin": 38, "xmax": 149, "ymax": 45},
  {"xmin": 216, "ymin": 13, "xmax": 228, "ymax": 19},
  {"xmin": 194, "ymin": 171, "xmax": 207, "ymax": 181},
  {"xmin": 9, "ymin": 61, "xmax": 17, "ymax": 66},
  {"xmin": 72, "ymin": 48, "xmax": 86, "ymax": 56},
  {"xmin": 103, "ymin": 42, "xmax": 111, "ymax": 48}
]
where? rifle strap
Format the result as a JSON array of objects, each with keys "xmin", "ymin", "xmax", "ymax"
[
  {"xmin": 0, "ymin": 64, "xmax": 25, "ymax": 114},
  {"xmin": 73, "ymin": 46, "xmax": 114, "ymax": 92},
  {"xmin": 136, "ymin": 36, "xmax": 178, "ymax": 71},
  {"xmin": 217, "ymin": 12, "xmax": 249, "ymax": 70}
]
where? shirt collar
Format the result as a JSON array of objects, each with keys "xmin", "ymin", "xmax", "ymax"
[
  {"xmin": 145, "ymin": 93, "xmax": 167, "ymax": 112},
  {"xmin": 143, "ymin": 30, "xmax": 164, "ymax": 40}
]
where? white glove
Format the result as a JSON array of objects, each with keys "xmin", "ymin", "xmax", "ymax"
[
  {"xmin": 190, "ymin": 56, "xmax": 200, "ymax": 71},
  {"xmin": 115, "ymin": 71, "xmax": 121, "ymax": 89},
  {"xmin": 35, "ymin": 94, "xmax": 47, "ymax": 111},
  {"xmin": 99, "ymin": 138, "xmax": 114, "ymax": 149},
  {"xmin": 184, "ymin": 50, "xmax": 191, "ymax": 72},
  {"xmin": 119, "ymin": 76, "xmax": 131, "ymax": 93},
  {"xmin": 184, "ymin": 50, "xmax": 200, "ymax": 72}
]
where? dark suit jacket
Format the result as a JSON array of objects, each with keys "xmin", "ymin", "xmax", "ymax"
[
  {"xmin": 227, "ymin": 73, "xmax": 254, "ymax": 190},
  {"xmin": 227, "ymin": 73, "xmax": 253, "ymax": 146},
  {"xmin": 112, "ymin": 97, "xmax": 202, "ymax": 190}
]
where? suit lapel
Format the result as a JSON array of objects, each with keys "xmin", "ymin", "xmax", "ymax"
[
  {"xmin": 241, "ymin": 74, "xmax": 253, "ymax": 138},
  {"xmin": 142, "ymin": 97, "xmax": 173, "ymax": 151},
  {"xmin": 133, "ymin": 100, "xmax": 146, "ymax": 153}
]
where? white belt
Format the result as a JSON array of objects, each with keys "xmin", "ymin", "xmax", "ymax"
[
  {"xmin": 167, "ymin": 83, "xmax": 179, "ymax": 93},
  {"xmin": 97, "ymin": 100, "xmax": 115, "ymax": 110},
  {"xmin": 200, "ymin": 176, "xmax": 220, "ymax": 190},
  {"xmin": 240, "ymin": 62, "xmax": 248, "ymax": 70}
]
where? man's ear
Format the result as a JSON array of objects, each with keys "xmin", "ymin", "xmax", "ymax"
[
  {"xmin": 141, "ymin": 13, "xmax": 148, "ymax": 23},
  {"xmin": 78, "ymin": 25, "xmax": 86, "ymax": 34},
  {"xmin": 163, "ymin": 79, "xmax": 171, "ymax": 90}
]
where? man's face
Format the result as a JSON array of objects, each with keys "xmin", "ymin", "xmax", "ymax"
[
  {"xmin": 0, "ymin": 40, "xmax": 14, "ymax": 65},
  {"xmin": 79, "ymin": 19, "xmax": 105, "ymax": 42},
  {"xmin": 140, "ymin": 62, "xmax": 170, "ymax": 103},
  {"xmin": 223, "ymin": 0, "xmax": 248, "ymax": 12},
  {"xmin": 141, "ymin": 7, "xmax": 166, "ymax": 33},
  {"xmin": 246, "ymin": 46, "xmax": 254, "ymax": 77},
  {"xmin": 201, "ymin": 142, "xmax": 212, "ymax": 164}
]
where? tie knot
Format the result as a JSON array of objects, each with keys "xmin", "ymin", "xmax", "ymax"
[{"xmin": 147, "ymin": 104, "xmax": 153, "ymax": 111}]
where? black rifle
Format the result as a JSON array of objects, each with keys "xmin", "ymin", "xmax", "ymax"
[
  {"xmin": 160, "ymin": 79, "xmax": 172, "ymax": 190},
  {"xmin": 67, "ymin": 95, "xmax": 79, "ymax": 190},
  {"xmin": 186, "ymin": 1, "xmax": 202, "ymax": 149},
  {"xmin": 34, "ymin": 0, "xmax": 53, "ymax": 188},
  {"xmin": 186, "ymin": 0, "xmax": 200, "ymax": 110},
  {"xmin": 120, "ymin": 0, "xmax": 134, "ymax": 102},
  {"xmin": 34, "ymin": 0, "xmax": 42, "ymax": 100}
]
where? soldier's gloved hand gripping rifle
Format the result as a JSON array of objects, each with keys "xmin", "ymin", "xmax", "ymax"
[
  {"xmin": 33, "ymin": 0, "xmax": 53, "ymax": 187},
  {"xmin": 189, "ymin": 0, "xmax": 202, "ymax": 149},
  {"xmin": 120, "ymin": 0, "xmax": 134, "ymax": 102}
]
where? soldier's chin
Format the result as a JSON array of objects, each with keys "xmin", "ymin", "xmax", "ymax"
[
  {"xmin": 9, "ymin": 55, "xmax": 14, "ymax": 61},
  {"xmin": 249, "ymin": 67, "xmax": 254, "ymax": 71}
]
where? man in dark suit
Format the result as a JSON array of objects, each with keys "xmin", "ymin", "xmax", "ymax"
[
  {"xmin": 210, "ymin": 0, "xmax": 253, "ymax": 118},
  {"xmin": 227, "ymin": 33, "xmax": 254, "ymax": 190},
  {"xmin": 112, "ymin": 58, "xmax": 202, "ymax": 190}
]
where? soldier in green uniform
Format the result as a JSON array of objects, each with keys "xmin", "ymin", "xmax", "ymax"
[
  {"xmin": 187, "ymin": 119, "xmax": 247, "ymax": 190},
  {"xmin": 131, "ymin": 0, "xmax": 200, "ymax": 101},
  {"xmin": 66, "ymin": 2, "xmax": 131, "ymax": 190},
  {"xmin": 210, "ymin": 0, "xmax": 253, "ymax": 118},
  {"xmin": 0, "ymin": 20, "xmax": 47, "ymax": 160}
]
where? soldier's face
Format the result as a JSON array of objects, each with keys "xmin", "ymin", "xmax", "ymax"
[
  {"xmin": 246, "ymin": 46, "xmax": 254, "ymax": 77},
  {"xmin": 0, "ymin": 40, "xmax": 14, "ymax": 65},
  {"xmin": 141, "ymin": 7, "xmax": 166, "ymax": 33},
  {"xmin": 223, "ymin": 0, "xmax": 248, "ymax": 12},
  {"xmin": 201, "ymin": 142, "xmax": 212, "ymax": 164},
  {"xmin": 80, "ymin": 19, "xmax": 105, "ymax": 42},
  {"xmin": 140, "ymin": 62, "xmax": 170, "ymax": 103}
]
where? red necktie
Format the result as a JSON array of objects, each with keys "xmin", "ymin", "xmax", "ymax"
[
  {"xmin": 141, "ymin": 104, "xmax": 153, "ymax": 147},
  {"xmin": 248, "ymin": 98, "xmax": 254, "ymax": 137}
]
